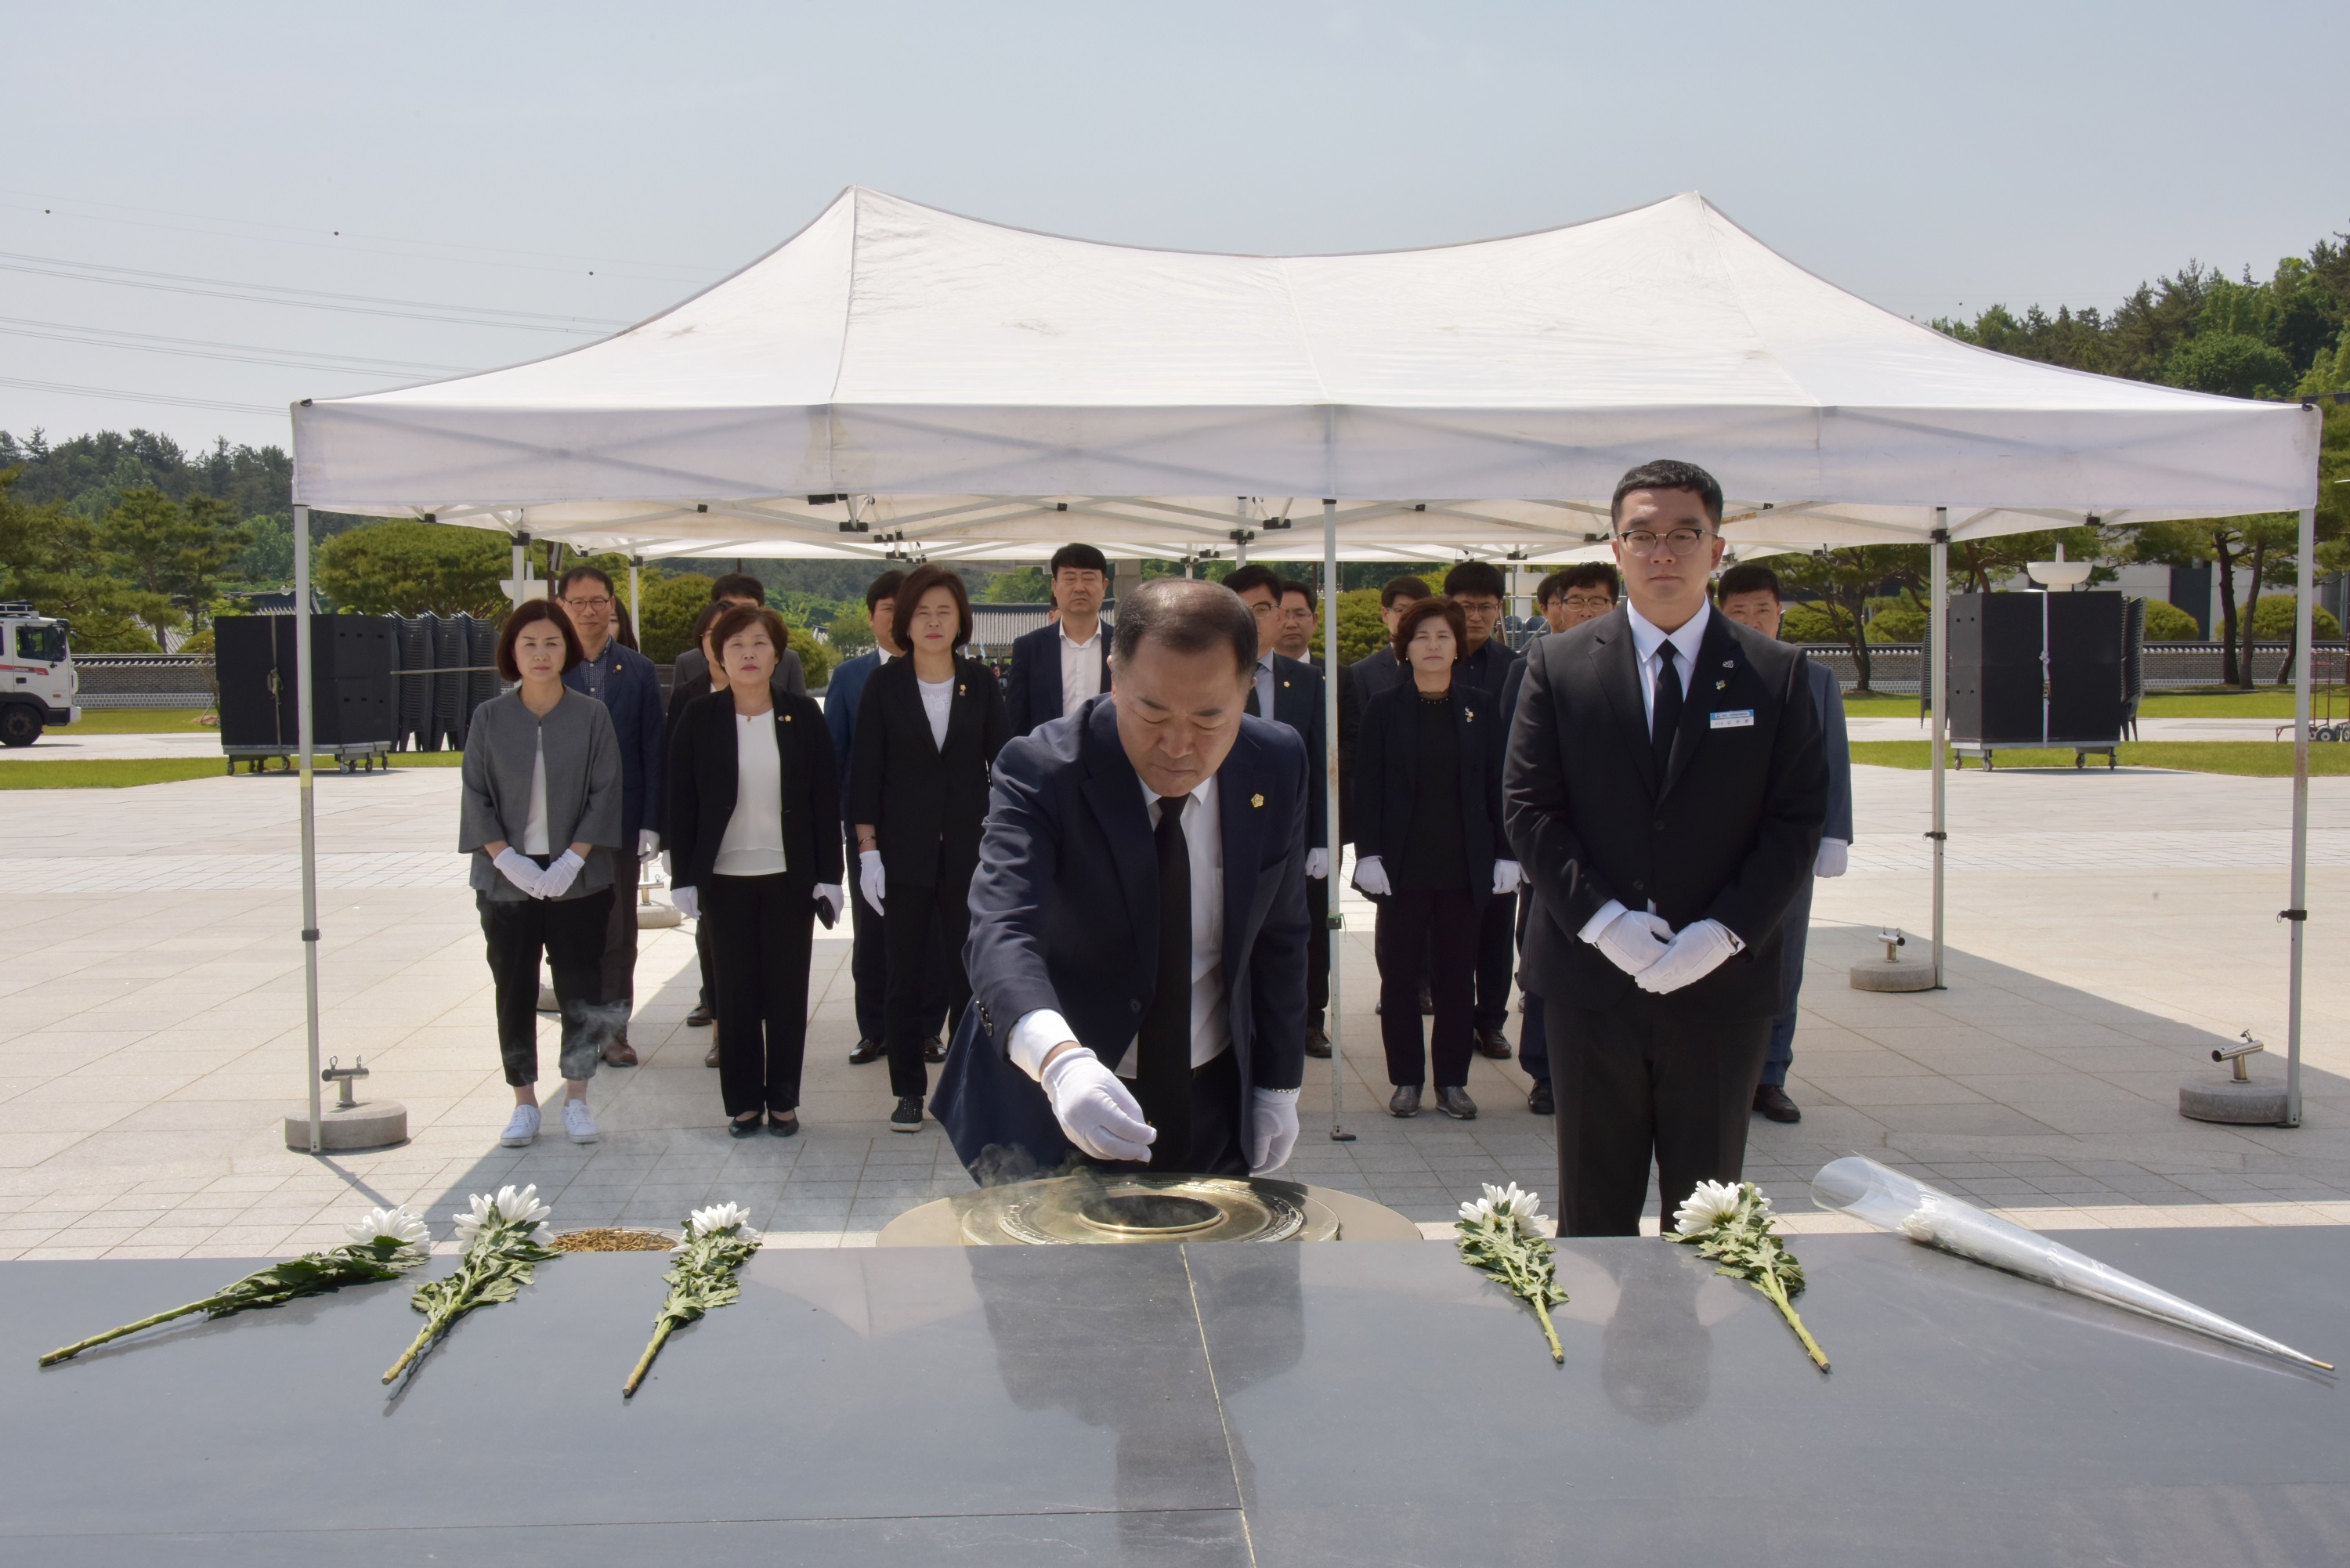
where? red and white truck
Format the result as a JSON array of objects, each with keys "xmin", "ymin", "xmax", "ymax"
[{"xmin": 0, "ymin": 602, "xmax": 79, "ymax": 746}]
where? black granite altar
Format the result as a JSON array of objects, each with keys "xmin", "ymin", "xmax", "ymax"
[{"xmin": 3, "ymin": 1230, "xmax": 2342, "ymax": 1566}]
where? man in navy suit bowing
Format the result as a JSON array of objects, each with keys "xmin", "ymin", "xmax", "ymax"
[
  {"xmin": 950, "ymin": 578, "xmax": 1309, "ymax": 1176},
  {"xmin": 1003, "ymin": 544, "xmax": 1113, "ymax": 735}
]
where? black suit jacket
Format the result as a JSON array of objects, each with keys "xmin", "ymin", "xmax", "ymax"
[
  {"xmin": 1503, "ymin": 606, "xmax": 1826, "ymax": 1019},
  {"xmin": 941, "ymin": 698, "xmax": 1311, "ymax": 1172},
  {"xmin": 1254, "ymin": 652, "xmax": 1329, "ymax": 851},
  {"xmin": 663, "ymin": 689, "xmax": 842, "ymax": 894},
  {"xmin": 1354, "ymin": 679, "xmax": 1509, "ymax": 901},
  {"xmin": 848, "ymin": 654, "xmax": 1012, "ymax": 887},
  {"xmin": 1003, "ymin": 622, "xmax": 1112, "ymax": 736}
]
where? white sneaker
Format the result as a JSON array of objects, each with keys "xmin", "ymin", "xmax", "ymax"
[
  {"xmin": 500, "ymin": 1104, "xmax": 541, "ymax": 1147},
  {"xmin": 562, "ymin": 1098, "xmax": 600, "ymax": 1144}
]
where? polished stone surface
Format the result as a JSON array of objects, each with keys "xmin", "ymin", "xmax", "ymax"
[{"xmin": 6, "ymin": 1227, "xmax": 2344, "ymax": 1564}]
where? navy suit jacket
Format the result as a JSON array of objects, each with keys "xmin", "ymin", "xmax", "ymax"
[
  {"xmin": 825, "ymin": 649, "xmax": 881, "ymax": 802},
  {"xmin": 936, "ymin": 697, "xmax": 1311, "ymax": 1176},
  {"xmin": 563, "ymin": 641, "xmax": 663, "ymax": 845},
  {"xmin": 1003, "ymin": 622, "xmax": 1112, "ymax": 736},
  {"xmin": 1255, "ymin": 652, "xmax": 1329, "ymax": 852}
]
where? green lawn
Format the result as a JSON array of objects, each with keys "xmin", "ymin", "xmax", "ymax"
[
  {"xmin": 0, "ymin": 750, "xmax": 465, "ymax": 788},
  {"xmin": 1849, "ymin": 740, "xmax": 2350, "ymax": 777},
  {"xmin": 1842, "ymin": 688, "xmax": 2350, "ymax": 720},
  {"xmin": 52, "ymin": 706, "xmax": 218, "ymax": 734}
]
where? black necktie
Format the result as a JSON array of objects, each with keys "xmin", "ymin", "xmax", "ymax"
[
  {"xmin": 1245, "ymin": 667, "xmax": 1264, "ymax": 717},
  {"xmin": 1650, "ymin": 641, "xmax": 1683, "ymax": 782},
  {"xmin": 1136, "ymin": 794, "xmax": 1195, "ymax": 1169}
]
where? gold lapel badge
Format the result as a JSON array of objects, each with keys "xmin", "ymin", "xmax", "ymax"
[{"xmin": 1251, "ymin": 793, "xmax": 1265, "ymax": 808}]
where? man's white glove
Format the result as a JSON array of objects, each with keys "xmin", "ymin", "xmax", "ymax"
[
  {"xmin": 1352, "ymin": 854, "xmax": 1392, "ymax": 898},
  {"xmin": 1815, "ymin": 837, "xmax": 1849, "ymax": 878},
  {"xmin": 1305, "ymin": 847, "xmax": 1329, "ymax": 880},
  {"xmin": 1041, "ymin": 1047, "xmax": 1155, "ymax": 1162},
  {"xmin": 1585, "ymin": 903, "xmax": 1674, "ymax": 976},
  {"xmin": 638, "ymin": 829, "xmax": 661, "ymax": 860},
  {"xmin": 858, "ymin": 849, "xmax": 887, "ymax": 916},
  {"xmin": 1491, "ymin": 859, "xmax": 1524, "ymax": 897},
  {"xmin": 533, "ymin": 848, "xmax": 587, "ymax": 901},
  {"xmin": 494, "ymin": 847, "xmax": 546, "ymax": 897},
  {"xmin": 1635, "ymin": 918, "xmax": 1741, "ymax": 995},
  {"xmin": 813, "ymin": 883, "xmax": 845, "ymax": 923},
  {"xmin": 1249, "ymin": 1088, "xmax": 1300, "ymax": 1176},
  {"xmin": 671, "ymin": 884, "xmax": 700, "ymax": 922}
]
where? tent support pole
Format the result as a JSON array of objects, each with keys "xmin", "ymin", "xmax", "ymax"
[
  {"xmin": 2286, "ymin": 500, "xmax": 2316, "ymax": 1126},
  {"xmin": 294, "ymin": 504, "xmax": 324, "ymax": 1156},
  {"xmin": 511, "ymin": 532, "xmax": 530, "ymax": 607},
  {"xmin": 629, "ymin": 555, "xmax": 643, "ymax": 645},
  {"xmin": 1322, "ymin": 497, "xmax": 1351, "ymax": 1142},
  {"xmin": 1929, "ymin": 518, "xmax": 1948, "ymax": 989}
]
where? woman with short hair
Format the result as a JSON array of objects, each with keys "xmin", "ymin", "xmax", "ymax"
[
  {"xmin": 667, "ymin": 605, "xmax": 845, "ymax": 1136},
  {"xmin": 1351, "ymin": 595, "xmax": 1520, "ymax": 1121},
  {"xmin": 459, "ymin": 599, "xmax": 625, "ymax": 1147},
  {"xmin": 850, "ymin": 564, "xmax": 1011, "ymax": 1133},
  {"xmin": 666, "ymin": 599, "xmax": 736, "ymax": 1062}
]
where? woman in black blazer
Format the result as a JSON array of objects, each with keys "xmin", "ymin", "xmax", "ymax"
[
  {"xmin": 1351, "ymin": 595, "xmax": 1520, "ymax": 1122},
  {"xmin": 667, "ymin": 606, "xmax": 844, "ymax": 1136},
  {"xmin": 850, "ymin": 565, "xmax": 1011, "ymax": 1132}
]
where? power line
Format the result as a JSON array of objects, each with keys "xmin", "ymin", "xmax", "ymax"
[
  {"xmin": 0, "ymin": 316, "xmax": 478, "ymax": 377},
  {"xmin": 0, "ymin": 247, "xmax": 627, "ymax": 323},
  {"xmin": 0, "ymin": 374, "xmax": 283, "ymax": 416}
]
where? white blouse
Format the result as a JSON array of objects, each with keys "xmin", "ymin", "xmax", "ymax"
[
  {"xmin": 714, "ymin": 712, "xmax": 788, "ymax": 876},
  {"xmin": 522, "ymin": 733, "xmax": 551, "ymax": 854},
  {"xmin": 918, "ymin": 676, "xmax": 955, "ymax": 750}
]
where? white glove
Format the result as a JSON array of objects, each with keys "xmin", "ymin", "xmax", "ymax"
[
  {"xmin": 1042, "ymin": 1047, "xmax": 1156, "ymax": 1162},
  {"xmin": 1815, "ymin": 837, "xmax": 1849, "ymax": 878},
  {"xmin": 1305, "ymin": 847, "xmax": 1329, "ymax": 880},
  {"xmin": 858, "ymin": 849, "xmax": 886, "ymax": 916},
  {"xmin": 1635, "ymin": 918, "xmax": 1741, "ymax": 995},
  {"xmin": 671, "ymin": 884, "xmax": 700, "ymax": 922},
  {"xmin": 638, "ymin": 829, "xmax": 661, "ymax": 860},
  {"xmin": 1491, "ymin": 859, "xmax": 1524, "ymax": 897},
  {"xmin": 814, "ymin": 883, "xmax": 845, "ymax": 922},
  {"xmin": 494, "ymin": 847, "xmax": 545, "ymax": 897},
  {"xmin": 1587, "ymin": 903, "xmax": 1674, "ymax": 976},
  {"xmin": 533, "ymin": 848, "xmax": 587, "ymax": 900},
  {"xmin": 1351, "ymin": 854, "xmax": 1391, "ymax": 898},
  {"xmin": 1249, "ymin": 1088, "xmax": 1300, "ymax": 1176}
]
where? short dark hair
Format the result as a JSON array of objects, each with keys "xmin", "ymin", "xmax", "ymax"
[
  {"xmin": 710, "ymin": 604, "xmax": 790, "ymax": 664},
  {"xmin": 557, "ymin": 564, "xmax": 616, "ymax": 599},
  {"xmin": 1538, "ymin": 562, "xmax": 1619, "ymax": 604},
  {"xmin": 864, "ymin": 569, "xmax": 906, "ymax": 616},
  {"xmin": 1442, "ymin": 561, "xmax": 1506, "ymax": 601},
  {"xmin": 495, "ymin": 598, "xmax": 584, "ymax": 681},
  {"xmin": 1392, "ymin": 595, "xmax": 1467, "ymax": 663},
  {"xmin": 893, "ymin": 564, "xmax": 973, "ymax": 649},
  {"xmin": 1716, "ymin": 562, "xmax": 1783, "ymax": 603},
  {"xmin": 1279, "ymin": 578, "xmax": 1317, "ymax": 613},
  {"xmin": 1611, "ymin": 459, "xmax": 1724, "ymax": 527},
  {"xmin": 1112, "ymin": 577, "xmax": 1256, "ymax": 676},
  {"xmin": 1379, "ymin": 575, "xmax": 1433, "ymax": 610},
  {"xmin": 710, "ymin": 572, "xmax": 765, "ymax": 604},
  {"xmin": 1050, "ymin": 544, "xmax": 1109, "ymax": 577},
  {"xmin": 688, "ymin": 599, "xmax": 732, "ymax": 658},
  {"xmin": 1224, "ymin": 563, "xmax": 1284, "ymax": 602}
]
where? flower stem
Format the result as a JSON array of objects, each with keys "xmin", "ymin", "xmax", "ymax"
[
  {"xmin": 39, "ymin": 1298, "xmax": 219, "ymax": 1366},
  {"xmin": 381, "ymin": 1313, "xmax": 446, "ymax": 1385},
  {"xmin": 624, "ymin": 1319, "xmax": 675, "ymax": 1397},
  {"xmin": 1759, "ymin": 1276, "xmax": 1830, "ymax": 1371},
  {"xmin": 1531, "ymin": 1296, "xmax": 1564, "ymax": 1364}
]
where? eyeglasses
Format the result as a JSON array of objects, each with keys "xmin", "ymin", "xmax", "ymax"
[
  {"xmin": 559, "ymin": 594, "xmax": 615, "ymax": 611},
  {"xmin": 1559, "ymin": 594, "xmax": 1615, "ymax": 611},
  {"xmin": 1615, "ymin": 527, "xmax": 1711, "ymax": 557}
]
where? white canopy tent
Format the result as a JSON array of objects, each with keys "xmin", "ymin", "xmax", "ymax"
[{"xmin": 283, "ymin": 188, "xmax": 2321, "ymax": 1151}]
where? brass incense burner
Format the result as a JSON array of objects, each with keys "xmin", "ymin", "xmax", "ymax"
[{"xmin": 951, "ymin": 1173, "xmax": 1344, "ymax": 1245}]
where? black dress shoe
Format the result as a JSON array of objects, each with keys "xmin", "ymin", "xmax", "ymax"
[
  {"xmin": 1387, "ymin": 1085, "xmax": 1421, "ymax": 1118},
  {"xmin": 924, "ymin": 1036, "xmax": 947, "ymax": 1064},
  {"xmin": 1753, "ymin": 1084, "xmax": 1802, "ymax": 1123},
  {"xmin": 847, "ymin": 1037, "xmax": 886, "ymax": 1066},
  {"xmin": 1434, "ymin": 1086, "xmax": 1478, "ymax": 1121},
  {"xmin": 1473, "ymin": 1028, "xmax": 1512, "ymax": 1060},
  {"xmin": 1303, "ymin": 1023, "xmax": 1331, "ymax": 1059},
  {"xmin": 686, "ymin": 1003, "xmax": 713, "ymax": 1028},
  {"xmin": 728, "ymin": 1114, "xmax": 763, "ymax": 1140},
  {"xmin": 890, "ymin": 1096, "xmax": 924, "ymax": 1133},
  {"xmin": 768, "ymin": 1111, "xmax": 800, "ymax": 1137},
  {"xmin": 1527, "ymin": 1079, "xmax": 1553, "ymax": 1116}
]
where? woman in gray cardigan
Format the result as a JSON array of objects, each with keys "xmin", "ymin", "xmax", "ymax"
[{"xmin": 460, "ymin": 600, "xmax": 625, "ymax": 1147}]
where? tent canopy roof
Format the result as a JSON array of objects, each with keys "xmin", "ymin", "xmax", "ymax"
[{"xmin": 291, "ymin": 188, "xmax": 2316, "ymax": 562}]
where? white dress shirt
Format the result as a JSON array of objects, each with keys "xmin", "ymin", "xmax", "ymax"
[
  {"xmin": 1009, "ymin": 772, "xmax": 1227, "ymax": 1079},
  {"xmin": 1058, "ymin": 621, "xmax": 1104, "ymax": 718},
  {"xmin": 713, "ymin": 712, "xmax": 787, "ymax": 876},
  {"xmin": 1623, "ymin": 599, "xmax": 1711, "ymax": 730}
]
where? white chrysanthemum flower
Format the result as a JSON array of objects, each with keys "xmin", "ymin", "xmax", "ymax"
[
  {"xmin": 687, "ymin": 1201, "xmax": 756, "ymax": 1240},
  {"xmin": 452, "ymin": 1183, "xmax": 555, "ymax": 1248},
  {"xmin": 1480, "ymin": 1183, "xmax": 1548, "ymax": 1227},
  {"xmin": 1457, "ymin": 1196, "xmax": 1496, "ymax": 1224},
  {"xmin": 1897, "ymin": 1197, "xmax": 1942, "ymax": 1242},
  {"xmin": 1673, "ymin": 1180, "xmax": 1744, "ymax": 1236},
  {"xmin": 345, "ymin": 1205, "xmax": 429, "ymax": 1249}
]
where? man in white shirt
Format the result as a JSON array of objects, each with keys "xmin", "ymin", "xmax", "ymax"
[{"xmin": 1004, "ymin": 544, "xmax": 1112, "ymax": 735}]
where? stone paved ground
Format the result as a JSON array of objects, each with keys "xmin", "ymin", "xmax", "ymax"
[{"xmin": 2, "ymin": 755, "xmax": 2347, "ymax": 1258}]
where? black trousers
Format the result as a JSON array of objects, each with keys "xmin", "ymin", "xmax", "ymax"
[
  {"xmin": 1306, "ymin": 873, "xmax": 1330, "ymax": 1028},
  {"xmin": 598, "ymin": 855, "xmax": 640, "ymax": 1021},
  {"xmin": 1472, "ymin": 884, "xmax": 1515, "ymax": 1033},
  {"xmin": 703, "ymin": 874, "xmax": 815, "ymax": 1117},
  {"xmin": 1084, "ymin": 1048, "xmax": 1247, "ymax": 1178},
  {"xmin": 695, "ymin": 919, "xmax": 715, "ymax": 1013},
  {"xmin": 1547, "ymin": 995, "xmax": 1773, "ymax": 1237},
  {"xmin": 847, "ymin": 830, "xmax": 888, "ymax": 1042},
  {"xmin": 883, "ymin": 874, "xmax": 973, "ymax": 1099},
  {"xmin": 1376, "ymin": 888, "xmax": 1478, "ymax": 1088},
  {"xmin": 479, "ymin": 889, "xmax": 613, "ymax": 1087}
]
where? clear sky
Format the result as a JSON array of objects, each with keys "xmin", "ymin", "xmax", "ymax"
[{"xmin": 4, "ymin": 0, "xmax": 2344, "ymax": 454}]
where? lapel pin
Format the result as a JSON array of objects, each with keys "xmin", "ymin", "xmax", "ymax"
[
  {"xmin": 783, "ymin": 713, "xmax": 793, "ymax": 721},
  {"xmin": 1722, "ymin": 659, "xmax": 1734, "ymax": 668},
  {"xmin": 1466, "ymin": 709, "xmax": 1475, "ymax": 721},
  {"xmin": 1715, "ymin": 680, "xmax": 1726, "ymax": 691},
  {"xmin": 1251, "ymin": 793, "xmax": 1265, "ymax": 808},
  {"xmin": 957, "ymin": 684, "xmax": 967, "ymax": 695}
]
